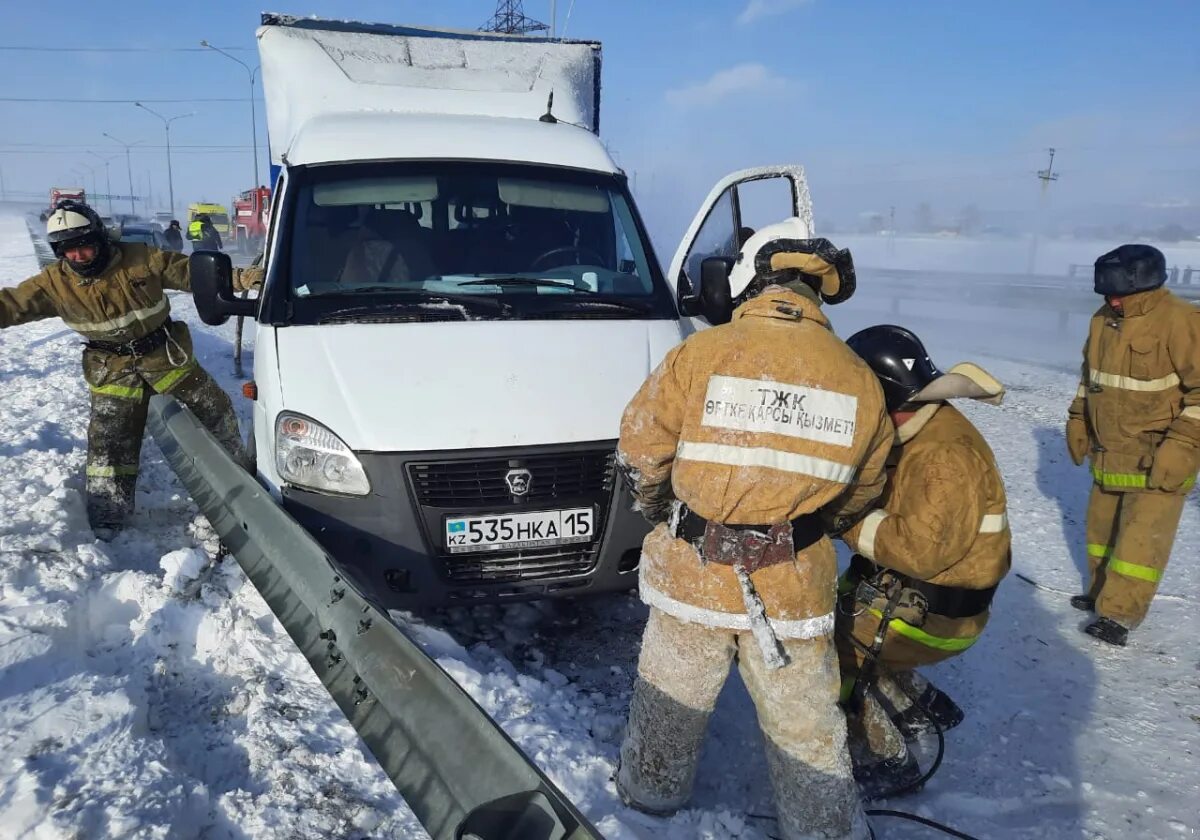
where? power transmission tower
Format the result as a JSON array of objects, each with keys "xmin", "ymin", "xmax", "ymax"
[{"xmin": 481, "ymin": 0, "xmax": 549, "ymax": 34}]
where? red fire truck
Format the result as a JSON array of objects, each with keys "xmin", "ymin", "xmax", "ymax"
[
  {"xmin": 230, "ymin": 186, "xmax": 271, "ymax": 254},
  {"xmin": 49, "ymin": 186, "xmax": 86, "ymax": 212}
]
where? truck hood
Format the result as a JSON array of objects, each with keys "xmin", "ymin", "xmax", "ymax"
[
  {"xmin": 274, "ymin": 320, "xmax": 682, "ymax": 451},
  {"xmin": 257, "ymin": 15, "xmax": 601, "ymax": 166}
]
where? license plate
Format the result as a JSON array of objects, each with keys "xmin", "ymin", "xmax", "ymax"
[{"xmin": 444, "ymin": 508, "xmax": 595, "ymax": 554}]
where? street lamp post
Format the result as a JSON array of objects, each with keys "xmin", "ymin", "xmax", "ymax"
[
  {"xmin": 102, "ymin": 132, "xmax": 141, "ymax": 216},
  {"xmin": 200, "ymin": 41, "xmax": 260, "ymax": 189},
  {"xmin": 134, "ymin": 103, "xmax": 192, "ymax": 220},
  {"xmin": 88, "ymin": 152, "xmax": 116, "ymax": 215}
]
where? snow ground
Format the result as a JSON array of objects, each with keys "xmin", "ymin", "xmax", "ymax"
[{"xmin": 1, "ymin": 211, "xmax": 1198, "ymax": 839}]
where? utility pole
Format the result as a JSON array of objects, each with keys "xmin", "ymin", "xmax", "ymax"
[
  {"xmin": 201, "ymin": 41, "xmax": 261, "ymax": 189},
  {"xmin": 1028, "ymin": 147, "xmax": 1060, "ymax": 275},
  {"xmin": 103, "ymin": 132, "xmax": 141, "ymax": 216},
  {"xmin": 88, "ymin": 152, "xmax": 117, "ymax": 215},
  {"xmin": 481, "ymin": 0, "xmax": 548, "ymax": 34},
  {"xmin": 1037, "ymin": 147, "xmax": 1059, "ymax": 192},
  {"xmin": 888, "ymin": 205, "xmax": 896, "ymax": 258},
  {"xmin": 135, "ymin": 102, "xmax": 192, "ymax": 218}
]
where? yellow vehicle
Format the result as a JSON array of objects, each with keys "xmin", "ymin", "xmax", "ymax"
[{"xmin": 187, "ymin": 202, "xmax": 232, "ymax": 238}]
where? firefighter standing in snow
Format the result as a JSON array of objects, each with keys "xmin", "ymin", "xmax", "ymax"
[
  {"xmin": 1066, "ymin": 244, "xmax": 1200, "ymax": 646},
  {"xmin": 0, "ymin": 201, "xmax": 257, "ymax": 533},
  {"xmin": 616, "ymin": 219, "xmax": 891, "ymax": 840},
  {"xmin": 834, "ymin": 325, "xmax": 1010, "ymax": 799}
]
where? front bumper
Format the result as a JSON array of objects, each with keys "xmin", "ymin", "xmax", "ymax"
[{"xmin": 280, "ymin": 440, "xmax": 649, "ymax": 609}]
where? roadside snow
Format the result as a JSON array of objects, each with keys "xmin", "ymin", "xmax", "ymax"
[{"xmin": 1, "ymin": 211, "xmax": 1198, "ymax": 839}]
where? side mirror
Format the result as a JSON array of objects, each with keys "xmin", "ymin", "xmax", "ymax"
[
  {"xmin": 191, "ymin": 250, "xmax": 255, "ymax": 326},
  {"xmin": 696, "ymin": 256, "xmax": 734, "ymax": 325}
]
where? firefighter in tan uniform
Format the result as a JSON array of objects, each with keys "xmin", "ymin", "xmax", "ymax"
[
  {"xmin": 833, "ymin": 325, "xmax": 1010, "ymax": 798},
  {"xmin": 616, "ymin": 219, "xmax": 893, "ymax": 840},
  {"xmin": 1066, "ymin": 244, "xmax": 1200, "ymax": 646},
  {"xmin": 0, "ymin": 201, "xmax": 258, "ymax": 535}
]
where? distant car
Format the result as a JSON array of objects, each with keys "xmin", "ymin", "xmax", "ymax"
[{"xmin": 118, "ymin": 224, "xmax": 167, "ymax": 249}]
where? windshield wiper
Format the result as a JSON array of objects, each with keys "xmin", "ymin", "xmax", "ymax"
[
  {"xmin": 314, "ymin": 291, "xmax": 510, "ymax": 323},
  {"xmin": 458, "ymin": 277, "xmax": 604, "ymax": 295},
  {"xmin": 537, "ymin": 298, "xmax": 656, "ymax": 315}
]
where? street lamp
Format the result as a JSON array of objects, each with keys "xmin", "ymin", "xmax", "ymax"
[
  {"xmin": 87, "ymin": 151, "xmax": 117, "ymax": 215},
  {"xmin": 135, "ymin": 103, "xmax": 193, "ymax": 219},
  {"xmin": 200, "ymin": 40, "xmax": 261, "ymax": 189},
  {"xmin": 102, "ymin": 132, "xmax": 141, "ymax": 216}
]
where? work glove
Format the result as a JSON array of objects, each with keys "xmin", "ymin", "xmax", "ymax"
[
  {"xmin": 1148, "ymin": 436, "xmax": 1200, "ymax": 493},
  {"xmin": 1066, "ymin": 417, "xmax": 1089, "ymax": 467}
]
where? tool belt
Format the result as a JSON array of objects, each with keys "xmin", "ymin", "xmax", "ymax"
[
  {"xmin": 848, "ymin": 553, "xmax": 996, "ymax": 620},
  {"xmin": 676, "ymin": 507, "xmax": 824, "ymax": 574},
  {"xmin": 85, "ymin": 319, "xmax": 172, "ymax": 357}
]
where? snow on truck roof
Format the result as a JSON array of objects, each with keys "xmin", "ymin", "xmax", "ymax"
[
  {"xmin": 257, "ymin": 15, "xmax": 608, "ymax": 172},
  {"xmin": 287, "ymin": 111, "xmax": 619, "ymax": 173}
]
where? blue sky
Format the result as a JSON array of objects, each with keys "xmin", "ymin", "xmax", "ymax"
[{"xmin": 1, "ymin": 0, "xmax": 1196, "ymax": 243}]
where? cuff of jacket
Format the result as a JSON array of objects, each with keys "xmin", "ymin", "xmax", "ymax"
[
  {"xmin": 1165, "ymin": 410, "xmax": 1200, "ymax": 448},
  {"xmin": 1068, "ymin": 396, "xmax": 1086, "ymax": 420}
]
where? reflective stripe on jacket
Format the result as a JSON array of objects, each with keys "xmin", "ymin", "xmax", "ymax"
[{"xmin": 619, "ymin": 286, "xmax": 894, "ymax": 637}]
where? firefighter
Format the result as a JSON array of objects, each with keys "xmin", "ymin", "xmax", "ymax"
[
  {"xmin": 0, "ymin": 201, "xmax": 259, "ymax": 536},
  {"xmin": 833, "ymin": 324, "xmax": 1010, "ymax": 799},
  {"xmin": 1066, "ymin": 244, "xmax": 1200, "ymax": 646},
  {"xmin": 616, "ymin": 219, "xmax": 893, "ymax": 840},
  {"xmin": 188, "ymin": 214, "xmax": 222, "ymax": 251}
]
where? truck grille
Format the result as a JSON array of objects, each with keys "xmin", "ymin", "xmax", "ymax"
[
  {"xmin": 408, "ymin": 449, "xmax": 615, "ymax": 507},
  {"xmin": 443, "ymin": 546, "xmax": 598, "ymax": 583}
]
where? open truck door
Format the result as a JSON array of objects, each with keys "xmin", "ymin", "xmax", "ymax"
[{"xmin": 668, "ymin": 166, "xmax": 813, "ymax": 334}]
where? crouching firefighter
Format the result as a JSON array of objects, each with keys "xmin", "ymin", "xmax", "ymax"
[
  {"xmin": 832, "ymin": 325, "xmax": 1010, "ymax": 799},
  {"xmin": 0, "ymin": 201, "xmax": 260, "ymax": 536},
  {"xmin": 1066, "ymin": 245, "xmax": 1200, "ymax": 646},
  {"xmin": 616, "ymin": 219, "xmax": 894, "ymax": 840}
]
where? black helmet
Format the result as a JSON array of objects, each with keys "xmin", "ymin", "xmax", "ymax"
[
  {"xmin": 45, "ymin": 200, "xmax": 111, "ymax": 278},
  {"xmin": 197, "ymin": 213, "xmax": 211, "ymax": 224},
  {"xmin": 1094, "ymin": 244, "xmax": 1166, "ymax": 296},
  {"xmin": 846, "ymin": 324, "xmax": 943, "ymax": 412}
]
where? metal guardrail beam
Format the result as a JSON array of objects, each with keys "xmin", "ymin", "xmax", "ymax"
[{"xmin": 147, "ymin": 395, "xmax": 603, "ymax": 840}]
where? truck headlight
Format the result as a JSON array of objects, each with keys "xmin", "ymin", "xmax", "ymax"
[{"xmin": 275, "ymin": 413, "xmax": 370, "ymax": 496}]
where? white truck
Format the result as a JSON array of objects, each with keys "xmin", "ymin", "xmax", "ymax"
[{"xmin": 191, "ymin": 13, "xmax": 814, "ymax": 608}]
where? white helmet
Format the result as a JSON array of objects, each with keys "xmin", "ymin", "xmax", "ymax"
[
  {"xmin": 728, "ymin": 217, "xmax": 856, "ymax": 305},
  {"xmin": 46, "ymin": 200, "xmax": 111, "ymax": 278}
]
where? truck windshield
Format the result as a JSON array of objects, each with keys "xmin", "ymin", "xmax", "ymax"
[{"xmin": 281, "ymin": 161, "xmax": 675, "ymax": 321}]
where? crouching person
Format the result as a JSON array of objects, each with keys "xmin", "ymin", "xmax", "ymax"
[
  {"xmin": 834, "ymin": 325, "xmax": 1011, "ymax": 799},
  {"xmin": 615, "ymin": 221, "xmax": 893, "ymax": 839}
]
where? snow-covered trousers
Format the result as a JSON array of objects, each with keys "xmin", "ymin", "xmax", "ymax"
[
  {"xmin": 1085, "ymin": 484, "xmax": 1186, "ymax": 628},
  {"xmin": 86, "ymin": 364, "xmax": 243, "ymax": 528},
  {"xmin": 617, "ymin": 608, "xmax": 870, "ymax": 840}
]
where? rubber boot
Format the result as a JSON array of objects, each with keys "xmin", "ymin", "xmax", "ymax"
[
  {"xmin": 853, "ymin": 743, "xmax": 924, "ymax": 801},
  {"xmin": 891, "ymin": 683, "xmax": 964, "ymax": 738},
  {"xmin": 1084, "ymin": 617, "xmax": 1128, "ymax": 647},
  {"xmin": 1070, "ymin": 595, "xmax": 1096, "ymax": 612}
]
